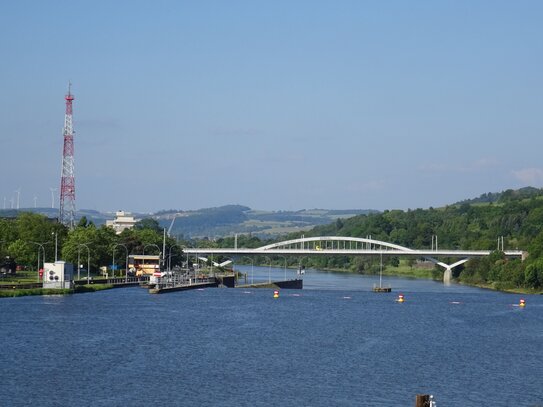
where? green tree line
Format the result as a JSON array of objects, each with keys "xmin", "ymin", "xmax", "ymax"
[
  {"xmin": 290, "ymin": 192, "xmax": 543, "ymax": 290},
  {"xmin": 2, "ymin": 188, "xmax": 543, "ymax": 290},
  {"xmin": 0, "ymin": 214, "xmax": 185, "ymax": 275},
  {"xmin": 209, "ymin": 189, "xmax": 543, "ymax": 290}
]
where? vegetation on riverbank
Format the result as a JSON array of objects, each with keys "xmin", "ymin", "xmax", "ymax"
[
  {"xmin": 0, "ymin": 214, "xmax": 184, "ymax": 277},
  {"xmin": 74, "ymin": 284, "xmax": 114, "ymax": 293},
  {"xmin": 0, "ymin": 283, "xmax": 115, "ymax": 298},
  {"xmin": 295, "ymin": 188, "xmax": 543, "ymax": 292},
  {"xmin": 0, "ymin": 288, "xmax": 72, "ymax": 297},
  {"xmin": 302, "ymin": 261, "xmax": 437, "ymax": 280},
  {"xmin": 456, "ymin": 280, "xmax": 543, "ymax": 295},
  {"xmin": 220, "ymin": 188, "xmax": 543, "ymax": 293},
  {"xmin": 0, "ymin": 270, "xmax": 40, "ymax": 284},
  {"xmin": 381, "ymin": 263, "xmax": 437, "ymax": 279},
  {"xmin": 2, "ymin": 187, "xmax": 543, "ymax": 295}
]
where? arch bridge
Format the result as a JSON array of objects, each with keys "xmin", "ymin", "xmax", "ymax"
[{"xmin": 184, "ymin": 236, "xmax": 525, "ymax": 283}]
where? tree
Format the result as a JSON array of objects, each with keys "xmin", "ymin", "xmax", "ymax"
[
  {"xmin": 524, "ymin": 261, "xmax": 543, "ymax": 288},
  {"xmin": 8, "ymin": 239, "xmax": 33, "ymax": 268},
  {"xmin": 61, "ymin": 224, "xmax": 115, "ymax": 273},
  {"xmin": 16, "ymin": 213, "xmax": 57, "ymax": 250},
  {"xmin": 77, "ymin": 216, "xmax": 89, "ymax": 228},
  {"xmin": 135, "ymin": 218, "xmax": 162, "ymax": 233}
]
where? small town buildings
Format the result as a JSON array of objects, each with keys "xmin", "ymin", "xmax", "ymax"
[
  {"xmin": 106, "ymin": 210, "xmax": 138, "ymax": 234},
  {"xmin": 128, "ymin": 254, "xmax": 161, "ymax": 276}
]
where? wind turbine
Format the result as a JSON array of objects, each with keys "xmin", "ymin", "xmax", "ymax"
[
  {"xmin": 49, "ymin": 187, "xmax": 57, "ymax": 209},
  {"xmin": 15, "ymin": 188, "xmax": 21, "ymax": 209}
]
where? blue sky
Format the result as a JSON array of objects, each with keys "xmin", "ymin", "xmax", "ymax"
[{"xmin": 1, "ymin": 1, "xmax": 542, "ymax": 213}]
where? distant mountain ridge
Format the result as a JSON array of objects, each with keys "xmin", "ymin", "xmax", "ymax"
[
  {"xmin": 4, "ymin": 186, "xmax": 542, "ymax": 239},
  {"xmin": 153, "ymin": 206, "xmax": 377, "ymax": 239},
  {"xmin": 0, "ymin": 205, "xmax": 377, "ymax": 239},
  {"xmin": 455, "ymin": 187, "xmax": 543, "ymax": 205}
]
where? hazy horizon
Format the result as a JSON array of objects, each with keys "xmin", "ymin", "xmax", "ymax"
[{"xmin": 4, "ymin": 185, "xmax": 533, "ymax": 215}]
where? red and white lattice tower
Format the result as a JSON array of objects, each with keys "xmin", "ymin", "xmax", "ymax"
[{"xmin": 59, "ymin": 83, "xmax": 76, "ymax": 228}]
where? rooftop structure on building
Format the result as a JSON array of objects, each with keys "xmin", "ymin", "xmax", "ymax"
[{"xmin": 106, "ymin": 210, "xmax": 138, "ymax": 234}]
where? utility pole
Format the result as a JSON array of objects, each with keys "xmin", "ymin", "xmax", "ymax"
[{"xmin": 59, "ymin": 83, "xmax": 76, "ymax": 228}]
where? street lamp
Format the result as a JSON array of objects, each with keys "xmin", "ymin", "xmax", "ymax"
[
  {"xmin": 277, "ymin": 255, "xmax": 288, "ymax": 281},
  {"xmin": 167, "ymin": 243, "xmax": 185, "ymax": 271},
  {"xmin": 262, "ymin": 256, "xmax": 273, "ymax": 283},
  {"xmin": 51, "ymin": 231, "xmax": 58, "ymax": 262},
  {"xmin": 78, "ymin": 243, "xmax": 91, "ymax": 283},
  {"xmin": 28, "ymin": 241, "xmax": 48, "ymax": 282},
  {"xmin": 112, "ymin": 243, "xmax": 129, "ymax": 280},
  {"xmin": 240, "ymin": 256, "xmax": 254, "ymax": 284}
]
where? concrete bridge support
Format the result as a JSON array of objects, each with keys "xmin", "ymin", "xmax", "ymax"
[
  {"xmin": 443, "ymin": 268, "xmax": 452, "ymax": 285},
  {"xmin": 426, "ymin": 257, "xmax": 468, "ymax": 284}
]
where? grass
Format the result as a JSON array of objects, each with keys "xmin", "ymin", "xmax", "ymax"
[
  {"xmin": 381, "ymin": 263, "xmax": 436, "ymax": 279},
  {"xmin": 0, "ymin": 288, "xmax": 72, "ymax": 297},
  {"xmin": 0, "ymin": 281, "xmax": 116, "ymax": 298},
  {"xmin": 74, "ymin": 284, "xmax": 114, "ymax": 293},
  {"xmin": 457, "ymin": 280, "xmax": 543, "ymax": 295},
  {"xmin": 0, "ymin": 270, "xmax": 40, "ymax": 284}
]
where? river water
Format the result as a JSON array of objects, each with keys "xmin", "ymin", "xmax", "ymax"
[{"xmin": 1, "ymin": 267, "xmax": 542, "ymax": 406}]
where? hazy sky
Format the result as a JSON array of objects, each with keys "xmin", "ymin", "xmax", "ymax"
[{"xmin": 1, "ymin": 1, "xmax": 542, "ymax": 213}]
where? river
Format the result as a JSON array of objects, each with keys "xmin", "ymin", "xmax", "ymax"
[{"xmin": 1, "ymin": 267, "xmax": 542, "ymax": 406}]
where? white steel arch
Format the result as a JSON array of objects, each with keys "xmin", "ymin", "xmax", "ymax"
[{"xmin": 255, "ymin": 236, "xmax": 415, "ymax": 252}]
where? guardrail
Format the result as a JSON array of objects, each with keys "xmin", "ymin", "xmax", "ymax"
[{"xmin": 154, "ymin": 276, "xmax": 215, "ymax": 290}]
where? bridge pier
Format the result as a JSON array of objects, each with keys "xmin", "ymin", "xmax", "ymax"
[{"xmin": 443, "ymin": 268, "xmax": 452, "ymax": 285}]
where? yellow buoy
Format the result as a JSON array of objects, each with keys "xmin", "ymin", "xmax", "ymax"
[
  {"xmin": 273, "ymin": 290, "xmax": 279, "ymax": 299},
  {"xmin": 519, "ymin": 298, "xmax": 526, "ymax": 307},
  {"xmin": 396, "ymin": 294, "xmax": 405, "ymax": 303}
]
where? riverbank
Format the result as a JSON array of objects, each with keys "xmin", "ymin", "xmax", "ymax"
[
  {"xmin": 456, "ymin": 280, "xmax": 543, "ymax": 295},
  {"xmin": 302, "ymin": 264, "xmax": 437, "ymax": 280},
  {"xmin": 0, "ymin": 283, "xmax": 115, "ymax": 298},
  {"xmin": 243, "ymin": 260, "xmax": 438, "ymax": 280},
  {"xmin": 279, "ymin": 263, "xmax": 543, "ymax": 295},
  {"xmin": 0, "ymin": 288, "xmax": 72, "ymax": 297}
]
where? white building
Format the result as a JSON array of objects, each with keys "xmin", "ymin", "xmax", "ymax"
[
  {"xmin": 43, "ymin": 261, "xmax": 73, "ymax": 289},
  {"xmin": 106, "ymin": 211, "xmax": 138, "ymax": 234}
]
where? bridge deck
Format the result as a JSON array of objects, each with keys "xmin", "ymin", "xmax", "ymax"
[{"xmin": 184, "ymin": 248, "xmax": 524, "ymax": 257}]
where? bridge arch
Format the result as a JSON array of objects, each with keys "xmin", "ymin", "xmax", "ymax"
[
  {"xmin": 184, "ymin": 236, "xmax": 524, "ymax": 284},
  {"xmin": 255, "ymin": 236, "xmax": 415, "ymax": 253}
]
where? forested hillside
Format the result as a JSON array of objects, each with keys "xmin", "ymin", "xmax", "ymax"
[
  {"xmin": 213, "ymin": 188, "xmax": 543, "ymax": 291},
  {"xmin": 2, "ymin": 188, "xmax": 542, "ymax": 292},
  {"xmin": 156, "ymin": 205, "xmax": 375, "ymax": 238},
  {"xmin": 290, "ymin": 188, "xmax": 543, "ymax": 290}
]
